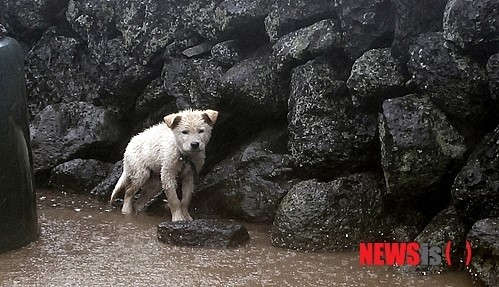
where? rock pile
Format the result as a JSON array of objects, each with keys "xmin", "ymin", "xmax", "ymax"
[{"xmin": 1, "ymin": 0, "xmax": 498, "ymax": 282}]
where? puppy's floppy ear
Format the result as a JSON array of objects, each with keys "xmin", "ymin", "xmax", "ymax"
[
  {"xmin": 164, "ymin": 113, "xmax": 181, "ymax": 129},
  {"xmin": 201, "ymin": 109, "xmax": 218, "ymax": 127}
]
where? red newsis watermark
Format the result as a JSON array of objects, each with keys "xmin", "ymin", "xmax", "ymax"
[{"xmin": 359, "ymin": 241, "xmax": 472, "ymax": 266}]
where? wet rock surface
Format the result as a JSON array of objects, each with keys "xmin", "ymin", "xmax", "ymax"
[
  {"xmin": 443, "ymin": 0, "xmax": 499, "ymax": 58},
  {"xmin": 398, "ymin": 207, "xmax": 469, "ymax": 275},
  {"xmin": 29, "ymin": 102, "xmax": 122, "ymax": 173},
  {"xmin": 288, "ymin": 57, "xmax": 377, "ymax": 177},
  {"xmin": 379, "ymin": 95, "xmax": 466, "ymax": 207},
  {"xmin": 264, "ymin": 0, "xmax": 335, "ymax": 42},
  {"xmin": 1, "ymin": 0, "xmax": 498, "ymax": 281},
  {"xmin": 157, "ymin": 219, "xmax": 250, "ymax": 248},
  {"xmin": 48, "ymin": 159, "xmax": 113, "ymax": 193},
  {"xmin": 91, "ymin": 160, "xmax": 123, "ymax": 199},
  {"xmin": 487, "ymin": 53, "xmax": 499, "ymax": 103},
  {"xmin": 467, "ymin": 218, "xmax": 499, "ymax": 287},
  {"xmin": 336, "ymin": 0, "xmax": 395, "ymax": 61},
  {"xmin": 271, "ymin": 173, "xmax": 397, "ymax": 251},
  {"xmin": 272, "ymin": 19, "xmax": 343, "ymax": 72},
  {"xmin": 219, "ymin": 51, "xmax": 287, "ymax": 119},
  {"xmin": 452, "ymin": 125, "xmax": 499, "ymax": 223},
  {"xmin": 390, "ymin": 0, "xmax": 447, "ymax": 60},
  {"xmin": 163, "ymin": 58, "xmax": 223, "ymax": 110},
  {"xmin": 192, "ymin": 128, "xmax": 293, "ymax": 223},
  {"xmin": 407, "ymin": 32, "xmax": 495, "ymax": 133},
  {"xmin": 347, "ymin": 48, "xmax": 406, "ymax": 111}
]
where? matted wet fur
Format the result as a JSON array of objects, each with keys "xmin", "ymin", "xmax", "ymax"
[{"xmin": 109, "ymin": 109, "xmax": 218, "ymax": 221}]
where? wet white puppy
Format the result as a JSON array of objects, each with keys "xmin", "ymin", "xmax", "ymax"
[{"xmin": 110, "ymin": 109, "xmax": 218, "ymax": 221}]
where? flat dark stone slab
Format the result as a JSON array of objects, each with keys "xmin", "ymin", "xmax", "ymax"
[{"xmin": 157, "ymin": 219, "xmax": 250, "ymax": 248}]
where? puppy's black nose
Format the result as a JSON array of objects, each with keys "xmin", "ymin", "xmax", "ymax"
[{"xmin": 190, "ymin": 141, "xmax": 200, "ymax": 149}]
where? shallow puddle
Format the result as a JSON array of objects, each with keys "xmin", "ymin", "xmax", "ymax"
[{"xmin": 0, "ymin": 191, "xmax": 474, "ymax": 287}]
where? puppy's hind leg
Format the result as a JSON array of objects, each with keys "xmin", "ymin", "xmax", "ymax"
[{"xmin": 121, "ymin": 170, "xmax": 149, "ymax": 214}]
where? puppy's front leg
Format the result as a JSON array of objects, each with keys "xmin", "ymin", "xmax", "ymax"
[
  {"xmin": 162, "ymin": 171, "xmax": 185, "ymax": 221},
  {"xmin": 180, "ymin": 173, "xmax": 194, "ymax": 221},
  {"xmin": 165, "ymin": 187, "xmax": 185, "ymax": 221}
]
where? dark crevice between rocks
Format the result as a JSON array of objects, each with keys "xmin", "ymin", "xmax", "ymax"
[{"xmin": 203, "ymin": 111, "xmax": 287, "ymax": 174}]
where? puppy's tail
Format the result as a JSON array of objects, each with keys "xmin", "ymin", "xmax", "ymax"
[{"xmin": 109, "ymin": 171, "xmax": 127, "ymax": 204}]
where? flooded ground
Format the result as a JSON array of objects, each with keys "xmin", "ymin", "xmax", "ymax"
[{"xmin": 0, "ymin": 190, "xmax": 474, "ymax": 287}]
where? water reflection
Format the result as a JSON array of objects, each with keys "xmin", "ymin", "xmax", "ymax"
[{"xmin": 0, "ymin": 191, "xmax": 473, "ymax": 287}]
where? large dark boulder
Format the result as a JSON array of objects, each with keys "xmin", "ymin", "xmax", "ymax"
[
  {"xmin": 452, "ymin": 125, "xmax": 499, "ymax": 222},
  {"xmin": 467, "ymin": 218, "xmax": 499, "ymax": 287},
  {"xmin": 264, "ymin": 0, "xmax": 336, "ymax": 42},
  {"xmin": 48, "ymin": 159, "xmax": 113, "ymax": 193},
  {"xmin": 271, "ymin": 173, "xmax": 399, "ymax": 251},
  {"xmin": 288, "ymin": 57, "xmax": 377, "ymax": 178},
  {"xmin": 443, "ymin": 0, "xmax": 499, "ymax": 59},
  {"xmin": 335, "ymin": 0, "xmax": 395, "ymax": 61},
  {"xmin": 487, "ymin": 53, "xmax": 499, "ymax": 104},
  {"xmin": 29, "ymin": 101, "xmax": 122, "ymax": 173},
  {"xmin": 391, "ymin": 0, "xmax": 447, "ymax": 60},
  {"xmin": 192, "ymin": 128, "xmax": 293, "ymax": 223},
  {"xmin": 213, "ymin": 0, "xmax": 272, "ymax": 42},
  {"xmin": 379, "ymin": 95, "xmax": 466, "ymax": 209},
  {"xmin": 66, "ymin": 0, "xmax": 160, "ymax": 112},
  {"xmin": 272, "ymin": 19, "xmax": 344, "ymax": 72},
  {"xmin": 347, "ymin": 48, "xmax": 406, "ymax": 112},
  {"xmin": 157, "ymin": 219, "xmax": 250, "ymax": 248},
  {"xmin": 163, "ymin": 58, "xmax": 224, "ymax": 110},
  {"xmin": 407, "ymin": 32, "xmax": 495, "ymax": 133},
  {"xmin": 25, "ymin": 28, "xmax": 99, "ymax": 118},
  {"xmin": 219, "ymin": 51, "xmax": 287, "ymax": 119},
  {"xmin": 0, "ymin": 0, "xmax": 66, "ymax": 43}
]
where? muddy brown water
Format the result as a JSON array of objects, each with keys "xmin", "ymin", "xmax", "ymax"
[{"xmin": 0, "ymin": 190, "xmax": 474, "ymax": 287}]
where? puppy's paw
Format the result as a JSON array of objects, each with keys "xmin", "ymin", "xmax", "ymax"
[{"xmin": 171, "ymin": 211, "xmax": 186, "ymax": 222}]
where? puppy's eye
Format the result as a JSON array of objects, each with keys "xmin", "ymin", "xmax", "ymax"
[
  {"xmin": 181, "ymin": 130, "xmax": 189, "ymax": 134},
  {"xmin": 198, "ymin": 129, "xmax": 205, "ymax": 134}
]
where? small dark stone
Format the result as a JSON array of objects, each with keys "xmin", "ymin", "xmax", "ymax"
[
  {"xmin": 467, "ymin": 218, "xmax": 499, "ymax": 287},
  {"xmin": 157, "ymin": 219, "xmax": 250, "ymax": 248},
  {"xmin": 181, "ymin": 41, "xmax": 213, "ymax": 58},
  {"xmin": 211, "ymin": 40, "xmax": 243, "ymax": 67}
]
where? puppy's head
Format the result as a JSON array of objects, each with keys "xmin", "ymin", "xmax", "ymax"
[{"xmin": 164, "ymin": 109, "xmax": 218, "ymax": 154}]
